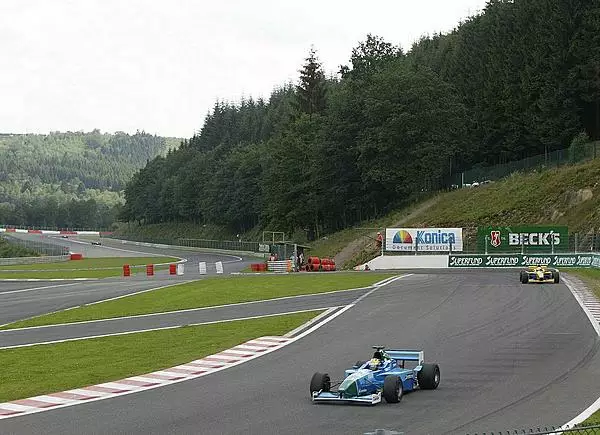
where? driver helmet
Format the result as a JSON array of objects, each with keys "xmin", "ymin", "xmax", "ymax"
[{"xmin": 369, "ymin": 358, "xmax": 380, "ymax": 370}]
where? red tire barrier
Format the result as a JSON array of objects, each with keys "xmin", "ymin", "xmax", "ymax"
[
  {"xmin": 320, "ymin": 258, "xmax": 336, "ymax": 271},
  {"xmin": 123, "ymin": 264, "xmax": 131, "ymax": 277},
  {"xmin": 146, "ymin": 264, "xmax": 154, "ymax": 276},
  {"xmin": 70, "ymin": 253, "xmax": 83, "ymax": 260},
  {"xmin": 169, "ymin": 264, "xmax": 177, "ymax": 275}
]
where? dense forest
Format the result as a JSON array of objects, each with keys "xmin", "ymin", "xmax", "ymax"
[
  {"xmin": 121, "ymin": 0, "xmax": 600, "ymax": 237},
  {"xmin": 0, "ymin": 131, "xmax": 178, "ymax": 229}
]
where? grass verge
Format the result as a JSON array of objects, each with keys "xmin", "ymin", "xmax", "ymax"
[
  {"xmin": 567, "ymin": 268, "xmax": 600, "ymax": 300},
  {"xmin": 3, "ymin": 272, "xmax": 396, "ymax": 329},
  {"xmin": 583, "ymin": 410, "xmax": 600, "ymax": 425},
  {"xmin": 0, "ymin": 310, "xmax": 321, "ymax": 402},
  {"xmin": 0, "ymin": 257, "xmax": 180, "ymax": 279}
]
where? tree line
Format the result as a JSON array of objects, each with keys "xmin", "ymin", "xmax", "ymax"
[
  {"xmin": 0, "ymin": 130, "xmax": 177, "ymax": 229},
  {"xmin": 121, "ymin": 0, "xmax": 599, "ymax": 237}
]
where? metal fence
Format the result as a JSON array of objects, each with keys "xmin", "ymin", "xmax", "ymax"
[
  {"xmin": 466, "ymin": 423, "xmax": 600, "ymax": 434},
  {"xmin": 0, "ymin": 255, "xmax": 69, "ymax": 266},
  {"xmin": 177, "ymin": 238, "xmax": 262, "ymax": 252},
  {"xmin": 451, "ymin": 141, "xmax": 599, "ymax": 187},
  {"xmin": 105, "ymin": 234, "xmax": 302, "ymax": 258},
  {"xmin": 1, "ymin": 234, "xmax": 69, "ymax": 256}
]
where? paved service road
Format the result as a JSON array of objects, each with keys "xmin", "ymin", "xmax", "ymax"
[
  {"xmin": 0, "ymin": 288, "xmax": 369, "ymax": 348},
  {"xmin": 1, "ymin": 271, "xmax": 599, "ymax": 434}
]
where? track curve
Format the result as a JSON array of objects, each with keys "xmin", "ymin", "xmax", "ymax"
[
  {"xmin": 0, "ymin": 235, "xmax": 254, "ymax": 326},
  {"xmin": 1, "ymin": 270, "xmax": 599, "ymax": 434}
]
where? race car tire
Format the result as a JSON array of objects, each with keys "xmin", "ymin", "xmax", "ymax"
[
  {"xmin": 383, "ymin": 375, "xmax": 403, "ymax": 403},
  {"xmin": 520, "ymin": 271, "xmax": 529, "ymax": 284},
  {"xmin": 418, "ymin": 363, "xmax": 440, "ymax": 390},
  {"xmin": 553, "ymin": 270, "xmax": 560, "ymax": 283},
  {"xmin": 310, "ymin": 372, "xmax": 331, "ymax": 394}
]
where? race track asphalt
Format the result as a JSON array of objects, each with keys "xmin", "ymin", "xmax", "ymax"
[
  {"xmin": 1, "ymin": 270, "xmax": 599, "ymax": 434},
  {"xmin": 0, "ymin": 236, "xmax": 254, "ymax": 326},
  {"xmin": 0, "ymin": 288, "xmax": 369, "ymax": 348}
]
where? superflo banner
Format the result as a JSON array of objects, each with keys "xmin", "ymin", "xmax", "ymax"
[
  {"xmin": 386, "ymin": 228, "xmax": 463, "ymax": 252},
  {"xmin": 477, "ymin": 226, "xmax": 568, "ymax": 252},
  {"xmin": 448, "ymin": 254, "xmax": 594, "ymax": 268}
]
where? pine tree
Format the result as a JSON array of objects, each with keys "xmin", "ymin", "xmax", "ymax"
[{"xmin": 296, "ymin": 47, "xmax": 327, "ymax": 117}]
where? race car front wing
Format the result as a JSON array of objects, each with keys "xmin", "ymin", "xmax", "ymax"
[{"xmin": 311, "ymin": 390, "xmax": 382, "ymax": 405}]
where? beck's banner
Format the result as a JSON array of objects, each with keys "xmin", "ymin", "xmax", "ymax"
[
  {"xmin": 448, "ymin": 254, "xmax": 595, "ymax": 268},
  {"xmin": 477, "ymin": 226, "xmax": 568, "ymax": 252},
  {"xmin": 386, "ymin": 228, "xmax": 463, "ymax": 252}
]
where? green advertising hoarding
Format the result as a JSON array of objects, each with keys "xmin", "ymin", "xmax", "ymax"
[
  {"xmin": 477, "ymin": 226, "xmax": 569, "ymax": 253},
  {"xmin": 448, "ymin": 253, "xmax": 597, "ymax": 268}
]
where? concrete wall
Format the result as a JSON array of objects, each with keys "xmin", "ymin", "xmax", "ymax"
[{"xmin": 365, "ymin": 255, "xmax": 448, "ymax": 270}]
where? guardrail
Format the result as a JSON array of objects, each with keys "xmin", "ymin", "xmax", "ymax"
[
  {"xmin": 0, "ymin": 255, "xmax": 70, "ymax": 266},
  {"xmin": 1, "ymin": 234, "xmax": 69, "ymax": 257}
]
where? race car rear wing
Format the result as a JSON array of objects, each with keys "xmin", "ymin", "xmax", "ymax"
[{"xmin": 386, "ymin": 350, "xmax": 424, "ymax": 365}]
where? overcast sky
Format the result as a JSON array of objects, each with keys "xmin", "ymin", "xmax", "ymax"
[{"xmin": 1, "ymin": 0, "xmax": 488, "ymax": 138}]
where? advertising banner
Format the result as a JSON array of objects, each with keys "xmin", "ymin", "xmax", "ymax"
[
  {"xmin": 448, "ymin": 254, "xmax": 593, "ymax": 268},
  {"xmin": 386, "ymin": 228, "xmax": 463, "ymax": 252},
  {"xmin": 477, "ymin": 226, "xmax": 569, "ymax": 252}
]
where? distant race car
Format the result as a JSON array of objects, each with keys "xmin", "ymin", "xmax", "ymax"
[
  {"xmin": 91, "ymin": 241, "xmax": 102, "ymax": 246},
  {"xmin": 310, "ymin": 346, "xmax": 440, "ymax": 405},
  {"xmin": 520, "ymin": 265, "xmax": 559, "ymax": 284}
]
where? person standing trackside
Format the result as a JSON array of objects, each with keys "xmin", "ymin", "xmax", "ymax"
[{"xmin": 376, "ymin": 232, "xmax": 383, "ymax": 249}]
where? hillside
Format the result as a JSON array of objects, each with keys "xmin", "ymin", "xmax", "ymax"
[
  {"xmin": 0, "ymin": 131, "xmax": 180, "ymax": 229},
  {"xmin": 404, "ymin": 160, "xmax": 600, "ymax": 232},
  {"xmin": 332, "ymin": 157, "xmax": 600, "ymax": 267}
]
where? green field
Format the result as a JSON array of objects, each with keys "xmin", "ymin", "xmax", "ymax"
[
  {"xmin": 0, "ymin": 310, "xmax": 320, "ymax": 402},
  {"xmin": 0, "ymin": 257, "xmax": 180, "ymax": 279},
  {"xmin": 3, "ymin": 273, "xmax": 397, "ymax": 329}
]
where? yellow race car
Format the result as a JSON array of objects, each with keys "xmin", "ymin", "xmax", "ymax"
[{"xmin": 520, "ymin": 265, "xmax": 559, "ymax": 284}]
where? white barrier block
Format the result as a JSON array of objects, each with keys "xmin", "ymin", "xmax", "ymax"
[
  {"xmin": 199, "ymin": 262, "xmax": 207, "ymax": 275},
  {"xmin": 215, "ymin": 261, "xmax": 224, "ymax": 274},
  {"xmin": 177, "ymin": 263, "xmax": 184, "ymax": 275}
]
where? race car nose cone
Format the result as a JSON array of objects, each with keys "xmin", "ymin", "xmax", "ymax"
[{"xmin": 339, "ymin": 380, "xmax": 358, "ymax": 398}]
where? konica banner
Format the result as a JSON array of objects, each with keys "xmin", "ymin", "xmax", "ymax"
[{"xmin": 385, "ymin": 228, "xmax": 463, "ymax": 252}]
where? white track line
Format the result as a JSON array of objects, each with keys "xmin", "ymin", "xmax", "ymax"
[
  {"xmin": 1, "ymin": 286, "xmax": 375, "ymax": 332},
  {"xmin": 0, "ymin": 283, "xmax": 78, "ymax": 295},
  {"xmin": 556, "ymin": 275, "xmax": 600, "ymax": 431},
  {"xmin": 563, "ymin": 276, "xmax": 600, "ymax": 336},
  {"xmin": 0, "ymin": 307, "xmax": 336, "ymax": 349}
]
